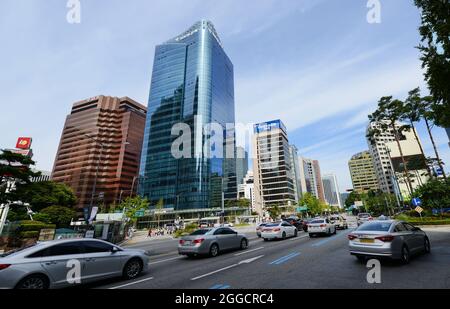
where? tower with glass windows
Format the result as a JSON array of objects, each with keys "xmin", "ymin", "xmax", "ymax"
[{"xmin": 139, "ymin": 21, "xmax": 237, "ymax": 212}]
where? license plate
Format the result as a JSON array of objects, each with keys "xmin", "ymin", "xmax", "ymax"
[
  {"xmin": 360, "ymin": 238, "xmax": 374, "ymax": 244},
  {"xmin": 184, "ymin": 241, "xmax": 192, "ymax": 246}
]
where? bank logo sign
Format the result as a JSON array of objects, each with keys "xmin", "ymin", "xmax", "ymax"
[
  {"xmin": 16, "ymin": 137, "xmax": 32, "ymax": 149},
  {"xmin": 254, "ymin": 120, "xmax": 286, "ymax": 134}
]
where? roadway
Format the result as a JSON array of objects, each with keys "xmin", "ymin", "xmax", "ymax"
[{"xmin": 89, "ymin": 218, "xmax": 450, "ymax": 289}]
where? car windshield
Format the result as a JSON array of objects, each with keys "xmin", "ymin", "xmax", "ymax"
[
  {"xmin": 356, "ymin": 222, "xmax": 392, "ymax": 232},
  {"xmin": 0, "ymin": 243, "xmax": 39, "ymax": 257},
  {"xmin": 190, "ymin": 229, "xmax": 211, "ymax": 235},
  {"xmin": 310, "ymin": 220, "xmax": 325, "ymax": 224},
  {"xmin": 358, "ymin": 213, "xmax": 370, "ymax": 218},
  {"xmin": 330, "ymin": 216, "xmax": 339, "ymax": 220},
  {"xmin": 266, "ymin": 222, "xmax": 281, "ymax": 227}
]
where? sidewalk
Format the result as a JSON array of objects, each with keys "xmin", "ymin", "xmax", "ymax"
[
  {"xmin": 120, "ymin": 230, "xmax": 176, "ymax": 246},
  {"xmin": 120, "ymin": 224, "xmax": 258, "ymax": 246}
]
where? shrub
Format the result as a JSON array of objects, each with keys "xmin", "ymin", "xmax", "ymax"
[{"xmin": 20, "ymin": 231, "xmax": 40, "ymax": 239}]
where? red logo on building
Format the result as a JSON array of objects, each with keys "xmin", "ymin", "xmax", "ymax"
[{"xmin": 16, "ymin": 137, "xmax": 32, "ymax": 149}]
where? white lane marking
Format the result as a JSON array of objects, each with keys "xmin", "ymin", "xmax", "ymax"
[
  {"xmin": 108, "ymin": 277, "xmax": 154, "ymax": 289},
  {"xmin": 234, "ymin": 247, "xmax": 264, "ymax": 256},
  {"xmin": 148, "ymin": 256, "xmax": 182, "ymax": 265},
  {"xmin": 289, "ymin": 235, "xmax": 308, "ymax": 241},
  {"xmin": 191, "ymin": 255, "xmax": 264, "ymax": 281}
]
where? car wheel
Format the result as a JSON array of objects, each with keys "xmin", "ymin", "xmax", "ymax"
[
  {"xmin": 333, "ymin": 228, "xmax": 337, "ymax": 235},
  {"xmin": 123, "ymin": 258, "xmax": 143, "ymax": 280},
  {"xmin": 294, "ymin": 230, "xmax": 298, "ymax": 237},
  {"xmin": 424, "ymin": 237, "xmax": 431, "ymax": 254},
  {"xmin": 400, "ymin": 246, "xmax": 410, "ymax": 264},
  {"xmin": 240, "ymin": 238, "xmax": 248, "ymax": 250},
  {"xmin": 209, "ymin": 243, "xmax": 219, "ymax": 257},
  {"xmin": 263, "ymin": 238, "xmax": 268, "ymax": 242},
  {"xmin": 282, "ymin": 232, "xmax": 287, "ymax": 239},
  {"xmin": 309, "ymin": 233, "xmax": 314, "ymax": 238},
  {"xmin": 186, "ymin": 254, "xmax": 195, "ymax": 258},
  {"xmin": 16, "ymin": 274, "xmax": 49, "ymax": 289}
]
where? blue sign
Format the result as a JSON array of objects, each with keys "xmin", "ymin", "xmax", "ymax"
[
  {"xmin": 254, "ymin": 120, "xmax": 287, "ymax": 134},
  {"xmin": 412, "ymin": 198, "xmax": 422, "ymax": 207}
]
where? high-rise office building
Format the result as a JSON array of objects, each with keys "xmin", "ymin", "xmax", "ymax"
[
  {"xmin": 301, "ymin": 157, "xmax": 325, "ymax": 202},
  {"xmin": 139, "ymin": 21, "xmax": 237, "ymax": 212},
  {"xmin": 238, "ymin": 171, "xmax": 255, "ymax": 213},
  {"xmin": 367, "ymin": 121, "xmax": 429, "ymax": 198},
  {"xmin": 253, "ymin": 120, "xmax": 296, "ymax": 215},
  {"xmin": 236, "ymin": 146, "xmax": 249, "ymax": 186},
  {"xmin": 348, "ymin": 151, "xmax": 380, "ymax": 193},
  {"xmin": 322, "ymin": 173, "xmax": 343, "ymax": 208},
  {"xmin": 289, "ymin": 145, "xmax": 303, "ymax": 202},
  {"xmin": 52, "ymin": 95, "xmax": 147, "ymax": 213}
]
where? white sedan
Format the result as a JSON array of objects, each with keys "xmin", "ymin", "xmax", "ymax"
[
  {"xmin": 308, "ymin": 218, "xmax": 336, "ymax": 237},
  {"xmin": 261, "ymin": 221, "xmax": 298, "ymax": 241}
]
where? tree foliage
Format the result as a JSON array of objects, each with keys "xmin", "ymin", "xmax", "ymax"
[
  {"xmin": 0, "ymin": 150, "xmax": 40, "ymax": 204},
  {"xmin": 414, "ymin": 0, "xmax": 450, "ymax": 127},
  {"xmin": 33, "ymin": 206, "xmax": 77, "ymax": 228},
  {"xmin": 413, "ymin": 178, "xmax": 450, "ymax": 211},
  {"xmin": 298, "ymin": 193, "xmax": 325, "ymax": 216},
  {"xmin": 118, "ymin": 196, "xmax": 150, "ymax": 223},
  {"xmin": 14, "ymin": 181, "xmax": 77, "ymax": 212},
  {"xmin": 267, "ymin": 204, "xmax": 282, "ymax": 220}
]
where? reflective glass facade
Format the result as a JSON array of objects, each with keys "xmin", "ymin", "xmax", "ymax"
[{"xmin": 139, "ymin": 21, "xmax": 237, "ymax": 211}]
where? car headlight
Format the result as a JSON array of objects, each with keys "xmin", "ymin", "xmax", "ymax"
[{"xmin": 144, "ymin": 250, "xmax": 151, "ymax": 256}]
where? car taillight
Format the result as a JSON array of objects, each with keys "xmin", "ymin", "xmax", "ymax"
[
  {"xmin": 375, "ymin": 235, "xmax": 395, "ymax": 242},
  {"xmin": 193, "ymin": 238, "xmax": 205, "ymax": 245},
  {"xmin": 179, "ymin": 240, "xmax": 185, "ymax": 245},
  {"xmin": 273, "ymin": 228, "xmax": 281, "ymax": 232},
  {"xmin": 368, "ymin": 217, "xmax": 373, "ymax": 221},
  {"xmin": 348, "ymin": 234, "xmax": 358, "ymax": 240},
  {"xmin": 0, "ymin": 264, "xmax": 11, "ymax": 271},
  {"xmin": 320, "ymin": 224, "xmax": 326, "ymax": 228}
]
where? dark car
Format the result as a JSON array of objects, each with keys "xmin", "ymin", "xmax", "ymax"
[{"xmin": 283, "ymin": 218, "xmax": 304, "ymax": 231}]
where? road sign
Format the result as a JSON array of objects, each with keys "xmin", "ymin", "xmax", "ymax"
[
  {"xmin": 296, "ymin": 206, "xmax": 308, "ymax": 212},
  {"xmin": 415, "ymin": 206, "xmax": 424, "ymax": 214},
  {"xmin": 412, "ymin": 198, "xmax": 422, "ymax": 207},
  {"xmin": 354, "ymin": 201, "xmax": 363, "ymax": 207},
  {"xmin": 134, "ymin": 210, "xmax": 145, "ymax": 218}
]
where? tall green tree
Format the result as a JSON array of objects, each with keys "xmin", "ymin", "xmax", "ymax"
[
  {"xmin": 414, "ymin": 0, "xmax": 450, "ymax": 127},
  {"xmin": 267, "ymin": 204, "xmax": 282, "ymax": 220},
  {"xmin": 33, "ymin": 206, "xmax": 77, "ymax": 228},
  {"xmin": 0, "ymin": 150, "xmax": 40, "ymax": 204},
  {"xmin": 413, "ymin": 178, "xmax": 450, "ymax": 215},
  {"xmin": 14, "ymin": 181, "xmax": 77, "ymax": 212},
  {"xmin": 299, "ymin": 192, "xmax": 324, "ymax": 216},
  {"xmin": 368, "ymin": 97, "xmax": 414, "ymax": 194},
  {"xmin": 402, "ymin": 88, "xmax": 433, "ymax": 178},
  {"xmin": 403, "ymin": 88, "xmax": 447, "ymax": 178},
  {"xmin": 119, "ymin": 196, "xmax": 149, "ymax": 225}
]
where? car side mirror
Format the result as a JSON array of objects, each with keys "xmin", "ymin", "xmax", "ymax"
[
  {"xmin": 111, "ymin": 247, "xmax": 120, "ymax": 253},
  {"xmin": 412, "ymin": 227, "xmax": 421, "ymax": 232}
]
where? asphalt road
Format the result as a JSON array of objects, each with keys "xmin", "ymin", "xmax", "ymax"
[{"xmin": 89, "ymin": 220, "xmax": 450, "ymax": 289}]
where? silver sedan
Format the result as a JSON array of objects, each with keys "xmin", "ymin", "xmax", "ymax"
[
  {"xmin": 348, "ymin": 220, "xmax": 431, "ymax": 264},
  {"xmin": 0, "ymin": 238, "xmax": 150, "ymax": 289},
  {"xmin": 178, "ymin": 227, "xmax": 248, "ymax": 257}
]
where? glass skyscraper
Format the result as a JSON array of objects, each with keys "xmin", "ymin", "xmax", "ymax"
[{"xmin": 139, "ymin": 20, "xmax": 237, "ymax": 212}]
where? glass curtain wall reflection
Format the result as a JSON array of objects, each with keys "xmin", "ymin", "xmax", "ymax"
[{"xmin": 139, "ymin": 20, "xmax": 237, "ymax": 212}]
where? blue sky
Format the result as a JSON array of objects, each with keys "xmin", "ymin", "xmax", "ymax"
[{"xmin": 0, "ymin": 0, "xmax": 449, "ymax": 191}]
